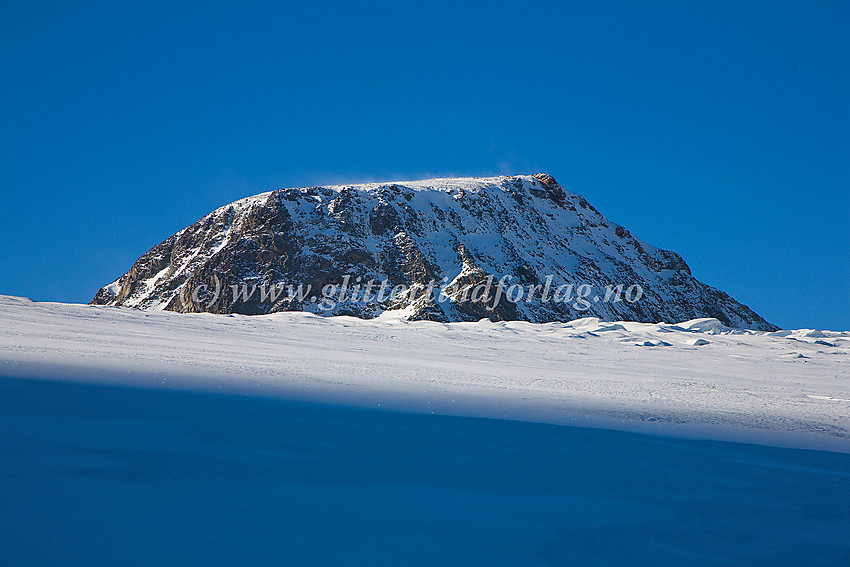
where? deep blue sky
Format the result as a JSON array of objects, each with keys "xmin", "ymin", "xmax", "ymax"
[{"xmin": 1, "ymin": 1, "xmax": 848, "ymax": 329}]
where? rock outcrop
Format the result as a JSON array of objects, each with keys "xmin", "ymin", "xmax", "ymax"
[{"xmin": 91, "ymin": 174, "xmax": 777, "ymax": 330}]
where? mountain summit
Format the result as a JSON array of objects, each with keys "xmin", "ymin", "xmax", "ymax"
[{"xmin": 91, "ymin": 174, "xmax": 776, "ymax": 330}]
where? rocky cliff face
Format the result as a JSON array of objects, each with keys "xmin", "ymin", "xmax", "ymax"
[{"xmin": 91, "ymin": 174, "xmax": 777, "ymax": 330}]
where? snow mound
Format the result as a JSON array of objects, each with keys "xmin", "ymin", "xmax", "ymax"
[{"xmin": 679, "ymin": 318, "xmax": 730, "ymax": 334}]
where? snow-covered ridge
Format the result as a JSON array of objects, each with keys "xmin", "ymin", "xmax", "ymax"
[
  {"xmin": 3, "ymin": 295, "xmax": 848, "ymax": 451},
  {"xmin": 92, "ymin": 174, "xmax": 776, "ymax": 330}
]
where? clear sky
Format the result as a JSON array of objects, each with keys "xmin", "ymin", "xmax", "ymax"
[{"xmin": 1, "ymin": 1, "xmax": 848, "ymax": 330}]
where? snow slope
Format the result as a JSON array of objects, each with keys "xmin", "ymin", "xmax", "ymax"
[
  {"xmin": 1, "ymin": 295, "xmax": 847, "ymax": 451},
  {"xmin": 3, "ymin": 378, "xmax": 849, "ymax": 566},
  {"xmin": 2, "ymin": 295, "xmax": 850, "ymax": 565}
]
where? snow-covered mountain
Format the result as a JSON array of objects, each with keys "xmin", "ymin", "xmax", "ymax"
[{"xmin": 92, "ymin": 173, "xmax": 776, "ymax": 330}]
